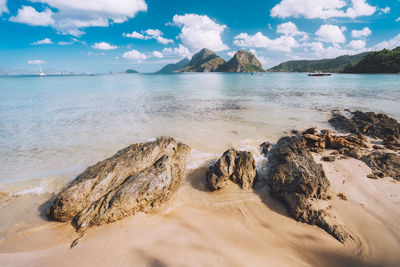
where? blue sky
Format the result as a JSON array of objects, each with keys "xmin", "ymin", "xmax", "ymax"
[{"xmin": 0, "ymin": 0, "xmax": 399, "ymax": 73}]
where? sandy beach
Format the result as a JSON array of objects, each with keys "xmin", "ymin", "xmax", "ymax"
[{"xmin": 1, "ymin": 142, "xmax": 399, "ymax": 267}]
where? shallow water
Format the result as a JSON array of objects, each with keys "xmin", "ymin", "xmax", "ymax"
[{"xmin": 1, "ymin": 73, "xmax": 400, "ymax": 194}]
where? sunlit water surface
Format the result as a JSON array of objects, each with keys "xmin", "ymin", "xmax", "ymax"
[{"xmin": 1, "ymin": 73, "xmax": 399, "ymax": 194}]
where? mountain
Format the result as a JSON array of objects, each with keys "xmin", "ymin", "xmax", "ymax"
[
  {"xmin": 341, "ymin": 47, "xmax": 400, "ymax": 74},
  {"xmin": 217, "ymin": 50, "xmax": 264, "ymax": 72},
  {"xmin": 125, "ymin": 68, "xmax": 139, "ymax": 74},
  {"xmin": 177, "ymin": 48, "xmax": 226, "ymax": 72},
  {"xmin": 269, "ymin": 52, "xmax": 369, "ymax": 73},
  {"xmin": 156, "ymin": 58, "xmax": 189, "ymax": 74}
]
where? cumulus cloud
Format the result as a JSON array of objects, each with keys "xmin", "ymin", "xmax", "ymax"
[
  {"xmin": 123, "ymin": 49, "xmax": 147, "ymax": 60},
  {"xmin": 226, "ymin": 51, "xmax": 236, "ymax": 57},
  {"xmin": 172, "ymin": 14, "xmax": 229, "ymax": 52},
  {"xmin": 396, "ymin": 17, "xmax": 400, "ymax": 22},
  {"xmin": 152, "ymin": 51, "xmax": 163, "ymax": 58},
  {"xmin": 9, "ymin": 0, "xmax": 147, "ymax": 36},
  {"xmin": 31, "ymin": 38, "xmax": 54, "ymax": 45},
  {"xmin": 316, "ymin": 24, "xmax": 346, "ymax": 44},
  {"xmin": 271, "ymin": 0, "xmax": 376, "ymax": 19},
  {"xmin": 123, "ymin": 31, "xmax": 145, "ymax": 39},
  {"xmin": 162, "ymin": 44, "xmax": 192, "ymax": 58},
  {"xmin": 348, "ymin": 39, "xmax": 366, "ymax": 50},
  {"xmin": 10, "ymin": 6, "xmax": 55, "ymax": 26},
  {"xmin": 234, "ymin": 32, "xmax": 299, "ymax": 52},
  {"xmin": 380, "ymin": 7, "xmax": 390, "ymax": 14},
  {"xmin": 92, "ymin": 42, "xmax": 117, "ymax": 50},
  {"xmin": 0, "ymin": 0, "xmax": 8, "ymax": 15},
  {"xmin": 351, "ymin": 27, "xmax": 371, "ymax": 38},
  {"xmin": 277, "ymin": 21, "xmax": 308, "ymax": 41},
  {"xmin": 123, "ymin": 29, "xmax": 173, "ymax": 44},
  {"xmin": 373, "ymin": 34, "xmax": 400, "ymax": 50}
]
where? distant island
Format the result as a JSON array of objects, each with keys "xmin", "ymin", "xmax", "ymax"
[
  {"xmin": 342, "ymin": 46, "xmax": 400, "ymax": 74},
  {"xmin": 269, "ymin": 46, "xmax": 400, "ymax": 74},
  {"xmin": 269, "ymin": 53, "xmax": 368, "ymax": 73},
  {"xmin": 156, "ymin": 48, "xmax": 265, "ymax": 73}
]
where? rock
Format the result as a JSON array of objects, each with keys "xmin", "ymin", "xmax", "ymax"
[
  {"xmin": 322, "ymin": 156, "xmax": 336, "ymax": 162},
  {"xmin": 329, "ymin": 110, "xmax": 400, "ymax": 150},
  {"xmin": 260, "ymin": 142, "xmax": 272, "ymax": 156},
  {"xmin": 268, "ymin": 136, "xmax": 351, "ymax": 242},
  {"xmin": 231, "ymin": 151, "xmax": 257, "ymax": 190},
  {"xmin": 206, "ymin": 149, "xmax": 257, "ymax": 191},
  {"xmin": 362, "ymin": 152, "xmax": 400, "ymax": 181},
  {"xmin": 178, "ymin": 48, "xmax": 226, "ymax": 72},
  {"xmin": 47, "ymin": 137, "xmax": 190, "ymax": 230},
  {"xmin": 206, "ymin": 149, "xmax": 237, "ymax": 191},
  {"xmin": 300, "ymin": 128, "xmax": 367, "ymax": 155},
  {"xmin": 217, "ymin": 50, "xmax": 265, "ymax": 72}
]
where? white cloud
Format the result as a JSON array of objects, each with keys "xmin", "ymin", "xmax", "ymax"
[
  {"xmin": 123, "ymin": 49, "xmax": 147, "ymax": 60},
  {"xmin": 152, "ymin": 51, "xmax": 163, "ymax": 58},
  {"xmin": 0, "ymin": 0, "xmax": 8, "ymax": 15},
  {"xmin": 123, "ymin": 31, "xmax": 145, "ymax": 39},
  {"xmin": 396, "ymin": 17, "xmax": 400, "ymax": 22},
  {"xmin": 380, "ymin": 7, "xmax": 390, "ymax": 14},
  {"xmin": 316, "ymin": 24, "xmax": 346, "ymax": 44},
  {"xmin": 277, "ymin": 21, "xmax": 308, "ymax": 41},
  {"xmin": 10, "ymin": 6, "xmax": 55, "ymax": 26},
  {"xmin": 58, "ymin": 38, "xmax": 85, "ymax": 45},
  {"xmin": 92, "ymin": 42, "xmax": 117, "ymax": 50},
  {"xmin": 172, "ymin": 14, "xmax": 229, "ymax": 52},
  {"xmin": 351, "ymin": 27, "xmax": 371, "ymax": 38},
  {"xmin": 226, "ymin": 51, "xmax": 236, "ymax": 57},
  {"xmin": 162, "ymin": 44, "xmax": 192, "ymax": 58},
  {"xmin": 154, "ymin": 36, "xmax": 174, "ymax": 45},
  {"xmin": 123, "ymin": 29, "xmax": 173, "ymax": 44},
  {"xmin": 10, "ymin": 0, "xmax": 147, "ymax": 36},
  {"xmin": 144, "ymin": 29, "xmax": 162, "ymax": 37},
  {"xmin": 31, "ymin": 38, "xmax": 54, "ymax": 45},
  {"xmin": 348, "ymin": 39, "xmax": 366, "ymax": 50},
  {"xmin": 271, "ymin": 0, "xmax": 376, "ymax": 19},
  {"xmin": 373, "ymin": 34, "xmax": 400, "ymax": 50},
  {"xmin": 28, "ymin": 59, "xmax": 46, "ymax": 64},
  {"xmin": 234, "ymin": 32, "xmax": 299, "ymax": 52}
]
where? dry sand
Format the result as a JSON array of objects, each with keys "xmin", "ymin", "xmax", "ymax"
[{"xmin": 0, "ymin": 151, "xmax": 399, "ymax": 267}]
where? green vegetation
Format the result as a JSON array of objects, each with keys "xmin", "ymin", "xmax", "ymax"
[
  {"xmin": 217, "ymin": 50, "xmax": 264, "ymax": 72},
  {"xmin": 341, "ymin": 47, "xmax": 400, "ymax": 73},
  {"xmin": 269, "ymin": 53, "xmax": 368, "ymax": 73},
  {"xmin": 178, "ymin": 48, "xmax": 226, "ymax": 72}
]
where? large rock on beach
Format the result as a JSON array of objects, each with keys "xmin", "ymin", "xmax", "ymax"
[
  {"xmin": 362, "ymin": 152, "xmax": 400, "ymax": 180},
  {"xmin": 47, "ymin": 137, "xmax": 190, "ymax": 230},
  {"xmin": 267, "ymin": 136, "xmax": 350, "ymax": 242},
  {"xmin": 206, "ymin": 149, "xmax": 257, "ymax": 191},
  {"xmin": 329, "ymin": 111, "xmax": 400, "ymax": 149}
]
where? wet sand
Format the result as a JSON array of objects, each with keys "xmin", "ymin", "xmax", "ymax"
[{"xmin": 0, "ymin": 148, "xmax": 399, "ymax": 267}]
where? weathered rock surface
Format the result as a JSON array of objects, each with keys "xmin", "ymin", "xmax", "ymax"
[
  {"xmin": 362, "ymin": 152, "xmax": 400, "ymax": 180},
  {"xmin": 47, "ymin": 137, "xmax": 190, "ymax": 230},
  {"xmin": 217, "ymin": 50, "xmax": 265, "ymax": 72},
  {"xmin": 301, "ymin": 128, "xmax": 368, "ymax": 157},
  {"xmin": 178, "ymin": 48, "xmax": 226, "ymax": 72},
  {"xmin": 267, "ymin": 136, "xmax": 351, "ymax": 242},
  {"xmin": 206, "ymin": 149, "xmax": 257, "ymax": 191},
  {"xmin": 329, "ymin": 110, "xmax": 400, "ymax": 149}
]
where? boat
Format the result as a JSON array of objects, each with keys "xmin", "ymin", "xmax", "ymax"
[
  {"xmin": 308, "ymin": 71, "xmax": 331, "ymax": 77},
  {"xmin": 38, "ymin": 62, "xmax": 46, "ymax": 77}
]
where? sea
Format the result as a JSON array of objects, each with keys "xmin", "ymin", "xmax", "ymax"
[{"xmin": 1, "ymin": 72, "xmax": 400, "ymax": 196}]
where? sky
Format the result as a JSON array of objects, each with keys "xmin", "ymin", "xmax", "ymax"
[{"xmin": 0, "ymin": 0, "xmax": 399, "ymax": 73}]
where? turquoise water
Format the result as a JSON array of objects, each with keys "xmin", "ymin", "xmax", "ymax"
[{"xmin": 1, "ymin": 73, "xmax": 400, "ymax": 193}]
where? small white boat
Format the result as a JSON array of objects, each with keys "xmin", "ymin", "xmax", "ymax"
[{"xmin": 38, "ymin": 63, "xmax": 46, "ymax": 77}]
